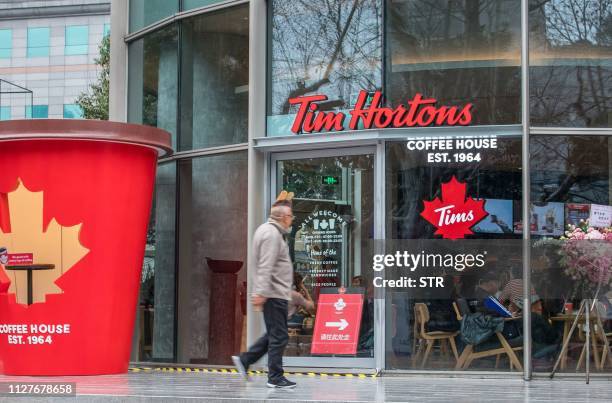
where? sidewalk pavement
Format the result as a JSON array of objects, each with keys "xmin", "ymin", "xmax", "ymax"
[{"xmin": 0, "ymin": 369, "xmax": 611, "ymax": 402}]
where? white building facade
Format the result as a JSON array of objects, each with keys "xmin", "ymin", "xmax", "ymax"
[{"xmin": 0, "ymin": 0, "xmax": 110, "ymax": 120}]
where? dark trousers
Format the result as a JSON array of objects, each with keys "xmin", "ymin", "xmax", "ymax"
[{"xmin": 240, "ymin": 298, "xmax": 288, "ymax": 381}]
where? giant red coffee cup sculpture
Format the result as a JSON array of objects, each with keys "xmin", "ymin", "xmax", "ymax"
[{"xmin": 0, "ymin": 120, "xmax": 171, "ymax": 375}]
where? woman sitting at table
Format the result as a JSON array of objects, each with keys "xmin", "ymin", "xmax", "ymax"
[
  {"xmin": 465, "ymin": 272, "xmax": 521, "ymax": 341},
  {"xmin": 499, "ymin": 270, "xmax": 560, "ymax": 359},
  {"xmin": 502, "ymin": 280, "xmax": 544, "ymax": 318}
]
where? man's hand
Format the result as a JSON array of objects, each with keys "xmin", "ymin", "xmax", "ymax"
[
  {"xmin": 252, "ymin": 294, "xmax": 267, "ymax": 306},
  {"xmin": 305, "ymin": 300, "xmax": 315, "ymax": 315}
]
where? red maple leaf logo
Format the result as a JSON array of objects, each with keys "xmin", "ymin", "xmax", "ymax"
[{"xmin": 420, "ymin": 176, "xmax": 488, "ymax": 239}]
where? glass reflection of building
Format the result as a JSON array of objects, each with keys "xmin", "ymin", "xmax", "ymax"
[{"xmin": 112, "ymin": 0, "xmax": 612, "ymax": 375}]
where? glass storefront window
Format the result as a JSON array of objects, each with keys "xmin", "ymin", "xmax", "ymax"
[
  {"xmin": 128, "ymin": 25, "xmax": 178, "ymax": 149},
  {"xmin": 275, "ymin": 153, "xmax": 375, "ymax": 358},
  {"xmin": 530, "ymin": 1, "xmax": 612, "ymax": 127},
  {"xmin": 385, "ymin": 137, "xmax": 524, "ymax": 370},
  {"xmin": 182, "ymin": 0, "xmax": 227, "ymax": 11},
  {"xmin": 179, "ymin": 5, "xmax": 249, "ymax": 150},
  {"xmin": 122, "ymin": 0, "xmax": 612, "ymax": 374},
  {"xmin": 530, "ymin": 135, "xmax": 612, "ymax": 372},
  {"xmin": 267, "ymin": 0, "xmax": 383, "ymax": 136},
  {"xmin": 386, "ymin": 0, "xmax": 522, "ymax": 126},
  {"xmin": 176, "ymin": 152, "xmax": 248, "ymax": 365},
  {"xmin": 129, "ymin": 0, "xmax": 179, "ymax": 32},
  {"xmin": 136, "ymin": 162, "xmax": 177, "ymax": 362}
]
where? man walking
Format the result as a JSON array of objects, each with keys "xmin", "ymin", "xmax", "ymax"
[{"xmin": 232, "ymin": 193, "xmax": 296, "ymax": 388}]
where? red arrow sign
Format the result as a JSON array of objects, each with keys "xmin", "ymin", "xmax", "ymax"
[
  {"xmin": 311, "ymin": 291, "xmax": 363, "ymax": 355},
  {"xmin": 325, "ymin": 318, "xmax": 348, "ymax": 331}
]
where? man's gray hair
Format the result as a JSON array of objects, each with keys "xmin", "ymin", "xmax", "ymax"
[{"xmin": 270, "ymin": 204, "xmax": 291, "ymax": 220}]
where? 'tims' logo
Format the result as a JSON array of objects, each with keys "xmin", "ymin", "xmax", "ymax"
[{"xmin": 420, "ymin": 176, "xmax": 488, "ymax": 240}]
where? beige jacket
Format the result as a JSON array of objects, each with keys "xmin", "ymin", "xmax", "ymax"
[{"xmin": 252, "ymin": 219, "xmax": 293, "ymax": 300}]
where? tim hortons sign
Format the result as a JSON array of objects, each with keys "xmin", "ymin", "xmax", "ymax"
[{"xmin": 289, "ymin": 90, "xmax": 473, "ymax": 134}]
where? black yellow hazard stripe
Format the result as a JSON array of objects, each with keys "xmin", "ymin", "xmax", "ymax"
[{"xmin": 129, "ymin": 366, "xmax": 375, "ymax": 378}]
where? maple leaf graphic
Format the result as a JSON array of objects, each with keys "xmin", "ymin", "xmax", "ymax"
[
  {"xmin": 0, "ymin": 179, "xmax": 89, "ymax": 305},
  {"xmin": 420, "ymin": 176, "xmax": 488, "ymax": 240}
]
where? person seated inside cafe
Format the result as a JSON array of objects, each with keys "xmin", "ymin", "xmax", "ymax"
[
  {"xmin": 466, "ymin": 271, "xmax": 503, "ymax": 315},
  {"xmin": 499, "ymin": 272, "xmax": 560, "ymax": 362},
  {"xmin": 500, "ymin": 279, "xmax": 542, "ymax": 318},
  {"xmin": 423, "ymin": 274, "xmax": 460, "ymax": 333},
  {"xmin": 519, "ymin": 295, "xmax": 560, "ymax": 360},
  {"xmin": 465, "ymin": 271, "xmax": 521, "ymax": 341},
  {"xmin": 288, "ymin": 272, "xmax": 314, "ymax": 329}
]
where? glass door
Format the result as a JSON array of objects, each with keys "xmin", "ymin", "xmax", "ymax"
[{"xmin": 271, "ymin": 147, "xmax": 377, "ymax": 368}]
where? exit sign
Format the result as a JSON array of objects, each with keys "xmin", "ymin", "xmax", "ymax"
[{"xmin": 321, "ymin": 176, "xmax": 339, "ymax": 185}]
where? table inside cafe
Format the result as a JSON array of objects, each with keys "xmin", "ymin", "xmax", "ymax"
[
  {"xmin": 5, "ymin": 264, "xmax": 55, "ymax": 305},
  {"xmin": 551, "ymin": 308, "xmax": 612, "ymax": 371}
]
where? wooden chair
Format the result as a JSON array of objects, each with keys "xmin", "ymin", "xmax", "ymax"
[
  {"xmin": 573, "ymin": 303, "xmax": 610, "ymax": 371},
  {"xmin": 589, "ymin": 307, "xmax": 612, "ymax": 370},
  {"xmin": 453, "ymin": 301, "xmax": 523, "ymax": 371},
  {"xmin": 412, "ymin": 303, "xmax": 459, "ymax": 368},
  {"xmin": 600, "ymin": 331, "xmax": 612, "ymax": 369}
]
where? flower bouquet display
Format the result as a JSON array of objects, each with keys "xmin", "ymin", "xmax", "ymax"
[
  {"xmin": 559, "ymin": 221, "xmax": 612, "ymax": 300},
  {"xmin": 550, "ymin": 220, "xmax": 612, "ymax": 380}
]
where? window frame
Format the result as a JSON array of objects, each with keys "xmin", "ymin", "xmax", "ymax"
[
  {"xmin": 0, "ymin": 29, "xmax": 12, "ymax": 59},
  {"xmin": 26, "ymin": 27, "xmax": 50, "ymax": 58},
  {"xmin": 0, "ymin": 106, "xmax": 10, "ymax": 121},
  {"xmin": 63, "ymin": 104, "xmax": 84, "ymax": 119},
  {"xmin": 65, "ymin": 25, "xmax": 89, "ymax": 56},
  {"xmin": 25, "ymin": 105, "xmax": 49, "ymax": 119}
]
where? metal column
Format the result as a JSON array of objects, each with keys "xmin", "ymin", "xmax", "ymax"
[
  {"xmin": 246, "ymin": 0, "xmax": 268, "ymax": 348},
  {"xmin": 374, "ymin": 141, "xmax": 386, "ymax": 373},
  {"xmin": 521, "ymin": 0, "xmax": 532, "ymax": 381}
]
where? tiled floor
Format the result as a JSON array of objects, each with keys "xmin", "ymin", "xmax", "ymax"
[{"xmin": 1, "ymin": 370, "xmax": 611, "ymax": 402}]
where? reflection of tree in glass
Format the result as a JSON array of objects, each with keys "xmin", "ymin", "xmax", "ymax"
[
  {"xmin": 387, "ymin": 0, "xmax": 521, "ymax": 125},
  {"xmin": 282, "ymin": 156, "xmax": 369, "ymax": 200},
  {"xmin": 270, "ymin": 0, "xmax": 382, "ymax": 115},
  {"xmin": 141, "ymin": 26, "xmax": 178, "ymax": 128},
  {"xmin": 143, "ymin": 93, "xmax": 158, "ymax": 127},
  {"xmin": 531, "ymin": 136, "xmax": 610, "ymax": 203},
  {"xmin": 142, "ymin": 195, "xmax": 156, "ymax": 286},
  {"xmin": 530, "ymin": 0, "xmax": 612, "ymax": 127}
]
